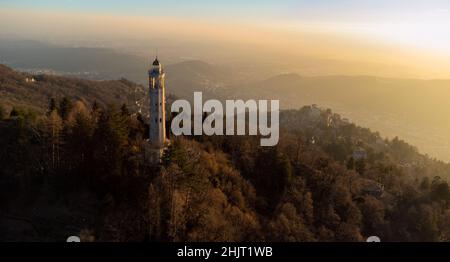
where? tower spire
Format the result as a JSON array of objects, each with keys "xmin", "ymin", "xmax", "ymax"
[{"xmin": 152, "ymin": 57, "xmax": 160, "ymax": 66}]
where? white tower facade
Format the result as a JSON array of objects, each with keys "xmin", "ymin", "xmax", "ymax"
[{"xmin": 149, "ymin": 57, "xmax": 167, "ymax": 149}]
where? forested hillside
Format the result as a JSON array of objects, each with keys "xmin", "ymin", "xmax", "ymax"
[
  {"xmin": 1, "ymin": 96, "xmax": 449, "ymax": 241},
  {"xmin": 0, "ymin": 64, "xmax": 142, "ymax": 114}
]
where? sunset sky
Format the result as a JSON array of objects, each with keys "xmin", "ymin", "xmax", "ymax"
[{"xmin": 1, "ymin": 0, "xmax": 450, "ymax": 78}]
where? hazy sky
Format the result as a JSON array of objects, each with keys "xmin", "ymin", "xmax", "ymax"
[
  {"xmin": 2, "ymin": 0, "xmax": 450, "ymax": 20},
  {"xmin": 1, "ymin": 1, "xmax": 450, "ymax": 78}
]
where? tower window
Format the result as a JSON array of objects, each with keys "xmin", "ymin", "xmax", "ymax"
[{"xmin": 160, "ymin": 118, "xmax": 162, "ymax": 123}]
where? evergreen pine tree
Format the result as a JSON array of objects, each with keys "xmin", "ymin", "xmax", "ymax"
[
  {"xmin": 59, "ymin": 97, "xmax": 73, "ymax": 120},
  {"xmin": 48, "ymin": 98, "xmax": 57, "ymax": 115},
  {"xmin": 0, "ymin": 105, "xmax": 5, "ymax": 120}
]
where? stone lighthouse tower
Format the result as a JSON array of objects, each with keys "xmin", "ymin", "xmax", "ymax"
[{"xmin": 147, "ymin": 57, "xmax": 168, "ymax": 162}]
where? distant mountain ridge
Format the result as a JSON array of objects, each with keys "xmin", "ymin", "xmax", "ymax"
[{"xmin": 0, "ymin": 40, "xmax": 149, "ymax": 82}]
